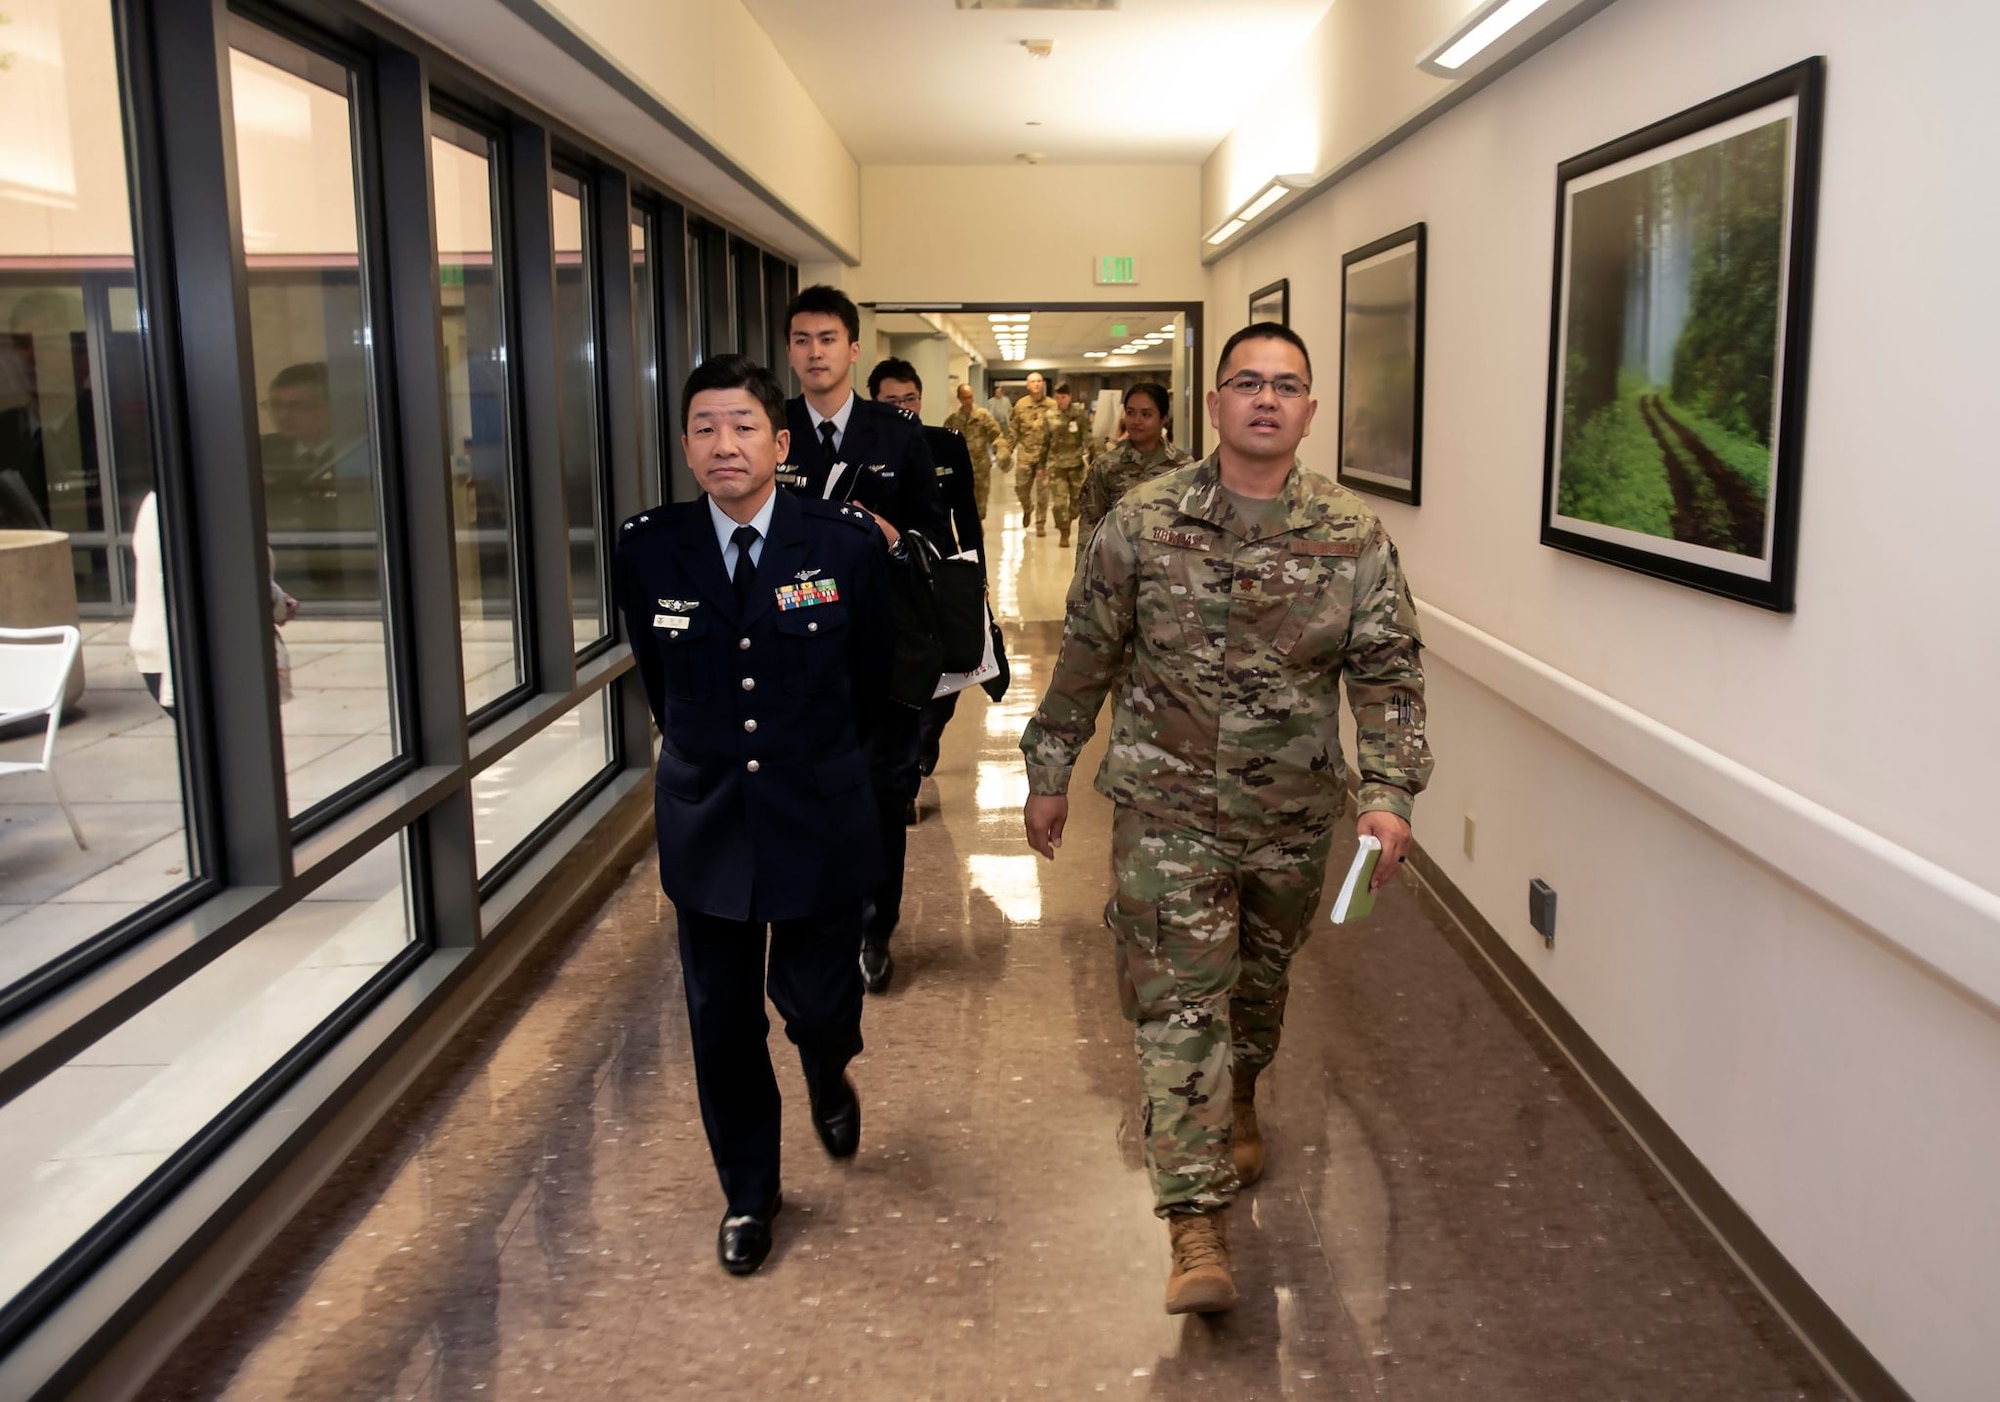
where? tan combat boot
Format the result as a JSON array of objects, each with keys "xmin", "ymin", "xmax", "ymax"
[
  {"xmin": 1164, "ymin": 1212, "xmax": 1239, "ymax": 1315},
  {"xmin": 1231, "ymin": 1085, "xmax": 1265, "ymax": 1188}
]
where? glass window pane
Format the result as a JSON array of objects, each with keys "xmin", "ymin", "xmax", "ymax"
[
  {"xmin": 431, "ymin": 112, "xmax": 524, "ymax": 716},
  {"xmin": 0, "ymin": 0, "xmax": 198, "ymax": 992},
  {"xmin": 631, "ymin": 211, "xmax": 663, "ymax": 503},
  {"xmin": 551, "ymin": 170, "xmax": 606, "ymax": 652},
  {"xmin": 470, "ymin": 690, "xmax": 612, "ymax": 880},
  {"xmin": 228, "ymin": 23, "xmax": 400, "ymax": 818},
  {"xmin": 0, "ymin": 830, "xmax": 416, "ymax": 1312}
]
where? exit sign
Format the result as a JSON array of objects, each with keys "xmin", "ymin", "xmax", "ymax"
[{"xmin": 1094, "ymin": 255, "xmax": 1138, "ymax": 286}]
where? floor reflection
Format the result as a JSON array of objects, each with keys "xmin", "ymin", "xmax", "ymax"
[{"xmin": 148, "ymin": 477, "xmax": 1838, "ymax": 1400}]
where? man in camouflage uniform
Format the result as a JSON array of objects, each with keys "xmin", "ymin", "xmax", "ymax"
[
  {"xmin": 1043, "ymin": 381, "xmax": 1094, "ymax": 547},
  {"xmin": 1072, "ymin": 381, "xmax": 1193, "ymax": 565},
  {"xmin": 944, "ymin": 382, "xmax": 1005, "ymax": 521},
  {"xmin": 1020, "ymin": 323, "xmax": 1431, "ymax": 1316},
  {"xmin": 1005, "ymin": 371, "xmax": 1057, "ymax": 535}
]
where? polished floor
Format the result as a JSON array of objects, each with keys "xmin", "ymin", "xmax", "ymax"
[{"xmin": 148, "ymin": 483, "xmax": 1838, "ymax": 1400}]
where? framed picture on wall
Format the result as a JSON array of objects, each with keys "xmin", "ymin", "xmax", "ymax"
[
  {"xmin": 1248, "ymin": 278, "xmax": 1288, "ymax": 326},
  {"xmin": 1336, "ymin": 223, "xmax": 1426, "ymax": 506},
  {"xmin": 1541, "ymin": 58, "xmax": 1824, "ymax": 611}
]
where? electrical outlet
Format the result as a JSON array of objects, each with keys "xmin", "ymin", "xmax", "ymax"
[
  {"xmin": 1529, "ymin": 878, "xmax": 1557, "ymax": 946},
  {"xmin": 1462, "ymin": 813, "xmax": 1476, "ymax": 859}
]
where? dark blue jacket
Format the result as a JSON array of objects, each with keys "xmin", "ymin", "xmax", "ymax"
[
  {"xmin": 922, "ymin": 422, "xmax": 985, "ymax": 570},
  {"xmin": 614, "ymin": 489, "xmax": 896, "ymax": 923},
  {"xmin": 777, "ymin": 395, "xmax": 951, "ymax": 548}
]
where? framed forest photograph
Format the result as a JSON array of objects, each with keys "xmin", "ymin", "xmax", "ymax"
[
  {"xmin": 1248, "ymin": 278, "xmax": 1289, "ymax": 326},
  {"xmin": 1337, "ymin": 223, "xmax": 1426, "ymax": 506},
  {"xmin": 1542, "ymin": 58, "xmax": 1824, "ymax": 610}
]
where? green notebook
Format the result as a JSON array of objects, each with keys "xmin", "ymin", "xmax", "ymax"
[{"xmin": 1330, "ymin": 836, "xmax": 1382, "ymax": 924}]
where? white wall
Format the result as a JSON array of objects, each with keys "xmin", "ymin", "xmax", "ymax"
[
  {"xmin": 848, "ymin": 165, "xmax": 1205, "ymax": 305},
  {"xmin": 1207, "ymin": 2, "xmax": 2000, "ymax": 1397}
]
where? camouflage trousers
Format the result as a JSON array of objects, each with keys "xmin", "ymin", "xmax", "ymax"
[
  {"xmin": 1046, "ymin": 461, "xmax": 1088, "ymax": 534},
  {"xmin": 1016, "ymin": 461, "xmax": 1047, "ymax": 522},
  {"xmin": 1106, "ymin": 805, "xmax": 1334, "ymax": 1216},
  {"xmin": 972, "ymin": 451, "xmax": 991, "ymax": 520}
]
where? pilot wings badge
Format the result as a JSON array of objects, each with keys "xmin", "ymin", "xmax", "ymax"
[
  {"xmin": 794, "ymin": 568, "xmax": 823, "ymax": 582},
  {"xmin": 656, "ymin": 599, "xmax": 698, "ymax": 611}
]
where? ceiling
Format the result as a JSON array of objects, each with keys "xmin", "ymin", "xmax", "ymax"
[
  {"xmin": 880, "ymin": 308, "xmax": 1181, "ymax": 368},
  {"xmin": 737, "ymin": 0, "xmax": 1339, "ymax": 165}
]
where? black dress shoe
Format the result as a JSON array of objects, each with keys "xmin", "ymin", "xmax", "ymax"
[
  {"xmin": 718, "ymin": 1193, "xmax": 782, "ymax": 1276},
  {"xmin": 905, "ymin": 797, "xmax": 919, "ymax": 825},
  {"xmin": 809, "ymin": 1074, "xmax": 861, "ymax": 1159},
  {"xmin": 859, "ymin": 942, "xmax": 894, "ymax": 995}
]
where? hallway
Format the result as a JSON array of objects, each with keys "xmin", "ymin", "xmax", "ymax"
[{"xmin": 149, "ymin": 487, "xmax": 1838, "ymax": 1400}]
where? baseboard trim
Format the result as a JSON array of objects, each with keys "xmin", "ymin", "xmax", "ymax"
[{"xmin": 1402, "ymin": 839, "xmax": 1912, "ymax": 1402}]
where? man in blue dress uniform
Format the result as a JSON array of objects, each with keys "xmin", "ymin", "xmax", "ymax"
[{"xmin": 614, "ymin": 355, "xmax": 896, "ymax": 1276}]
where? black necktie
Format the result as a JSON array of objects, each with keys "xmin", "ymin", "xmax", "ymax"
[
  {"xmin": 819, "ymin": 419, "xmax": 838, "ymax": 461},
  {"xmin": 731, "ymin": 525, "xmax": 759, "ymax": 604}
]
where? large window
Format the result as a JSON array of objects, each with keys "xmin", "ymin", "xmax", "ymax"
[
  {"xmin": 471, "ymin": 690, "xmax": 614, "ymax": 882},
  {"xmin": 0, "ymin": 0, "xmax": 795, "ymax": 1380},
  {"xmin": 551, "ymin": 167, "xmax": 607, "ymax": 652},
  {"xmin": 431, "ymin": 111, "xmax": 527, "ymax": 716},
  {"xmin": 0, "ymin": 830, "xmax": 417, "ymax": 1311},
  {"xmin": 228, "ymin": 21, "xmax": 401, "ymax": 819},
  {"xmin": 631, "ymin": 209, "xmax": 664, "ymax": 503},
  {"xmin": 0, "ymin": 0, "xmax": 198, "ymax": 996}
]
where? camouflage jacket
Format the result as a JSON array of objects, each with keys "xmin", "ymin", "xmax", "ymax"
[
  {"xmin": 1006, "ymin": 396, "xmax": 1058, "ymax": 473},
  {"xmin": 1044, "ymin": 404, "xmax": 1094, "ymax": 471},
  {"xmin": 1076, "ymin": 438, "xmax": 1195, "ymax": 544},
  {"xmin": 943, "ymin": 404, "xmax": 1005, "ymax": 466},
  {"xmin": 1021, "ymin": 453, "xmax": 1431, "ymax": 837}
]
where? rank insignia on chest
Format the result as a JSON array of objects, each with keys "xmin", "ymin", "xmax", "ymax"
[
  {"xmin": 1150, "ymin": 526, "xmax": 1210, "ymax": 551},
  {"xmin": 775, "ymin": 469, "xmax": 807, "ymax": 487},
  {"xmin": 775, "ymin": 578, "xmax": 840, "ymax": 610},
  {"xmin": 1290, "ymin": 538, "xmax": 1361, "ymax": 557}
]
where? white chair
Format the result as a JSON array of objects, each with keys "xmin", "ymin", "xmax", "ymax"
[{"xmin": 0, "ymin": 624, "xmax": 87, "ymax": 848}]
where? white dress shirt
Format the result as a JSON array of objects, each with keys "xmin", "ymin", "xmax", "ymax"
[{"xmin": 708, "ymin": 488, "xmax": 778, "ymax": 579}]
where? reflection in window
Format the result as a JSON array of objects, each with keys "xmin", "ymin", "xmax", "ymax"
[
  {"xmin": 631, "ymin": 211, "xmax": 664, "ymax": 503},
  {"xmin": 0, "ymin": 830, "xmax": 416, "ymax": 1314},
  {"xmin": 229, "ymin": 22, "xmax": 400, "ymax": 818},
  {"xmin": 551, "ymin": 170, "xmax": 607, "ymax": 652},
  {"xmin": 0, "ymin": 0, "xmax": 197, "ymax": 993},
  {"xmin": 431, "ymin": 112, "xmax": 525, "ymax": 715},
  {"xmin": 471, "ymin": 690, "xmax": 613, "ymax": 880}
]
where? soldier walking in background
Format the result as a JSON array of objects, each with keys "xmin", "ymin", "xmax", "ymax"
[
  {"xmin": 1072, "ymin": 381, "xmax": 1192, "ymax": 561},
  {"xmin": 944, "ymin": 382, "xmax": 1005, "ymax": 520},
  {"xmin": 1019, "ymin": 323, "xmax": 1432, "ymax": 1315},
  {"xmin": 1042, "ymin": 380, "xmax": 1094, "ymax": 547},
  {"xmin": 1005, "ymin": 371, "xmax": 1057, "ymax": 535}
]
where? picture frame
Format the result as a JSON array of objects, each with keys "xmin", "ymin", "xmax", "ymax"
[
  {"xmin": 1248, "ymin": 278, "xmax": 1288, "ymax": 327},
  {"xmin": 1541, "ymin": 58, "xmax": 1824, "ymax": 611},
  {"xmin": 1336, "ymin": 223, "xmax": 1426, "ymax": 506}
]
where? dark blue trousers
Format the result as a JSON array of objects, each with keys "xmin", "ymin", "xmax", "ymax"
[{"xmin": 675, "ymin": 901, "xmax": 866, "ymax": 1215}]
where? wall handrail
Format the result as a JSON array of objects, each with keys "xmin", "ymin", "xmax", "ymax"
[{"xmin": 1417, "ymin": 600, "xmax": 2000, "ymax": 1018}]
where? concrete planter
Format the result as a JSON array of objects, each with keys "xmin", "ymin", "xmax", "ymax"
[{"xmin": 0, "ymin": 529, "xmax": 86, "ymax": 708}]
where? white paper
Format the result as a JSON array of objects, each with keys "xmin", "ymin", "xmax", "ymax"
[{"xmin": 933, "ymin": 602, "xmax": 1000, "ymax": 698}]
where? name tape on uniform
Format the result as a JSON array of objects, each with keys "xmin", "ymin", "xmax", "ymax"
[
  {"xmin": 1289, "ymin": 539, "xmax": 1361, "ymax": 557},
  {"xmin": 1150, "ymin": 527, "xmax": 1211, "ymax": 551}
]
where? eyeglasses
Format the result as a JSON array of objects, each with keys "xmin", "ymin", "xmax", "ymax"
[
  {"xmin": 1217, "ymin": 372, "xmax": 1310, "ymax": 399},
  {"xmin": 879, "ymin": 392, "xmax": 922, "ymax": 411}
]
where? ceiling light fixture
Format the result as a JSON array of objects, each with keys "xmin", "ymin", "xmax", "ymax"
[{"xmin": 1417, "ymin": 0, "xmax": 1555, "ymax": 76}]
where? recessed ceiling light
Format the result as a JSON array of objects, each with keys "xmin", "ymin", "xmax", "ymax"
[{"xmin": 1083, "ymin": 351, "xmax": 1108, "ymax": 358}]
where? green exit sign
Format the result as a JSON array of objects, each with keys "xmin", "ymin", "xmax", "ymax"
[
  {"xmin": 1111, "ymin": 323, "xmax": 1127, "ymax": 336},
  {"xmin": 1094, "ymin": 255, "xmax": 1138, "ymax": 286}
]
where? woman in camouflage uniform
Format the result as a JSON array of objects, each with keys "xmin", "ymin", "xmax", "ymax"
[{"xmin": 1072, "ymin": 382, "xmax": 1191, "ymax": 559}]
